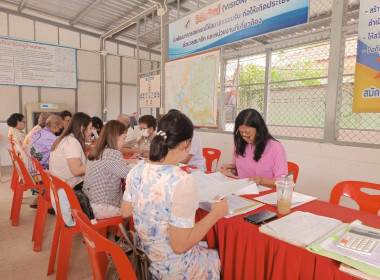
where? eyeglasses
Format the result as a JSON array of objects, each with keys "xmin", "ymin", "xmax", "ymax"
[{"xmin": 236, "ymin": 130, "xmax": 254, "ymax": 137}]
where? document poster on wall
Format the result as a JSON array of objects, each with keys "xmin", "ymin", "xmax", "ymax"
[
  {"xmin": 0, "ymin": 37, "xmax": 77, "ymax": 89},
  {"xmin": 352, "ymin": 0, "xmax": 380, "ymax": 113},
  {"xmin": 169, "ymin": 0, "xmax": 309, "ymax": 60},
  {"xmin": 165, "ymin": 49, "xmax": 219, "ymax": 127},
  {"xmin": 139, "ymin": 75, "xmax": 161, "ymax": 108}
]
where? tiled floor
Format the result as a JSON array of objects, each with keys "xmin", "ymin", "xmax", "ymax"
[{"xmin": 0, "ymin": 166, "xmax": 93, "ymax": 280}]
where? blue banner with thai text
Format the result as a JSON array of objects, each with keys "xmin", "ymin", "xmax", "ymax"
[{"xmin": 169, "ymin": 0, "xmax": 309, "ymax": 60}]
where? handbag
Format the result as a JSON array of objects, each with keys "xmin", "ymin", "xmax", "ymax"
[{"xmin": 105, "ymin": 223, "xmax": 151, "ymax": 280}]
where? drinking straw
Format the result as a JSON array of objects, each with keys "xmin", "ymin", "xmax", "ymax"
[{"xmin": 281, "ymin": 171, "xmax": 295, "ymax": 199}]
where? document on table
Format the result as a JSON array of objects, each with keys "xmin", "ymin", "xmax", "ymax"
[
  {"xmin": 208, "ymin": 172, "xmax": 259, "ymax": 195},
  {"xmin": 191, "ymin": 171, "xmax": 259, "ymax": 202},
  {"xmin": 308, "ymin": 221, "xmax": 380, "ymax": 277},
  {"xmin": 199, "ymin": 195, "xmax": 264, "ymax": 218},
  {"xmin": 259, "ymin": 211, "xmax": 344, "ymax": 247},
  {"xmin": 319, "ymin": 221, "xmax": 380, "ymax": 269},
  {"xmin": 253, "ymin": 191, "xmax": 316, "ymax": 208},
  {"xmin": 257, "ymin": 185, "xmax": 271, "ymax": 192}
]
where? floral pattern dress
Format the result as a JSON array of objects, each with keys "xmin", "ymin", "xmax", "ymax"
[{"xmin": 123, "ymin": 162, "xmax": 221, "ymax": 280}]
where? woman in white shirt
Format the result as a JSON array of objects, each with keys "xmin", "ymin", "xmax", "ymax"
[
  {"xmin": 49, "ymin": 112, "xmax": 93, "ymax": 224},
  {"xmin": 50, "ymin": 112, "xmax": 92, "ymax": 189}
]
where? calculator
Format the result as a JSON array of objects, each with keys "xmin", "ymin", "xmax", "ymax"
[{"xmin": 336, "ymin": 227, "xmax": 380, "ymax": 255}]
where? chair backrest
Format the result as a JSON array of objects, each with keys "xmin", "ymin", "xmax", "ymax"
[
  {"xmin": 8, "ymin": 148, "xmax": 37, "ymax": 187},
  {"xmin": 329, "ymin": 181, "xmax": 380, "ymax": 214},
  {"xmin": 202, "ymin": 148, "xmax": 221, "ymax": 172},
  {"xmin": 30, "ymin": 157, "xmax": 51, "ymax": 200},
  {"xmin": 48, "ymin": 174, "xmax": 82, "ymax": 227},
  {"xmin": 287, "ymin": 161, "xmax": 299, "ymax": 183},
  {"xmin": 72, "ymin": 209, "xmax": 137, "ymax": 280}
]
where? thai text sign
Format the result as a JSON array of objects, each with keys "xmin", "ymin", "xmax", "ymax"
[
  {"xmin": 169, "ymin": 0, "xmax": 309, "ymax": 60},
  {"xmin": 0, "ymin": 37, "xmax": 77, "ymax": 88},
  {"xmin": 139, "ymin": 75, "xmax": 161, "ymax": 108},
  {"xmin": 352, "ymin": 1, "xmax": 380, "ymax": 113}
]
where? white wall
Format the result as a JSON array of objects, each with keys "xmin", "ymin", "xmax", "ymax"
[
  {"xmin": 0, "ymin": 12, "xmax": 140, "ymax": 166},
  {"xmin": 198, "ymin": 131, "xmax": 380, "ymax": 208}
]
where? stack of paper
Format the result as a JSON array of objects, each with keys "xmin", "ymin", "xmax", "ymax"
[
  {"xmin": 339, "ymin": 264, "xmax": 380, "ymax": 280},
  {"xmin": 199, "ymin": 195, "xmax": 264, "ymax": 218},
  {"xmin": 253, "ymin": 191, "xmax": 316, "ymax": 208},
  {"xmin": 259, "ymin": 211, "xmax": 344, "ymax": 247},
  {"xmin": 191, "ymin": 171, "xmax": 259, "ymax": 202}
]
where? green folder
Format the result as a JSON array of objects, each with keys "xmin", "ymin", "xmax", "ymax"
[{"xmin": 307, "ymin": 221, "xmax": 380, "ymax": 278}]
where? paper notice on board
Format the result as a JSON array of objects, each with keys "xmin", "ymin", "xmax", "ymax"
[{"xmin": 0, "ymin": 37, "xmax": 77, "ymax": 88}]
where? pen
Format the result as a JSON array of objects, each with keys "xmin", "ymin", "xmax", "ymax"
[
  {"xmin": 209, "ymin": 199, "xmax": 222, "ymax": 203},
  {"xmin": 226, "ymin": 167, "xmax": 237, "ymax": 170},
  {"xmin": 132, "ymin": 152, "xmax": 144, "ymax": 159}
]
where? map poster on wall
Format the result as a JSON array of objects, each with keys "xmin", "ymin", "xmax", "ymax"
[
  {"xmin": 352, "ymin": 1, "xmax": 380, "ymax": 113},
  {"xmin": 0, "ymin": 37, "xmax": 77, "ymax": 89},
  {"xmin": 165, "ymin": 49, "xmax": 219, "ymax": 126},
  {"xmin": 139, "ymin": 75, "xmax": 161, "ymax": 108}
]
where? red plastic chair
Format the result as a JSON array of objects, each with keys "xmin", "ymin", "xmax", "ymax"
[
  {"xmin": 287, "ymin": 161, "xmax": 299, "ymax": 183},
  {"xmin": 30, "ymin": 158, "xmax": 53, "ymax": 252},
  {"xmin": 329, "ymin": 181, "xmax": 380, "ymax": 214},
  {"xmin": 7, "ymin": 148, "xmax": 18, "ymax": 191},
  {"xmin": 8, "ymin": 149, "xmax": 43, "ymax": 226},
  {"xmin": 47, "ymin": 174, "xmax": 124, "ymax": 280},
  {"xmin": 72, "ymin": 209, "xmax": 137, "ymax": 280},
  {"xmin": 203, "ymin": 148, "xmax": 221, "ymax": 172}
]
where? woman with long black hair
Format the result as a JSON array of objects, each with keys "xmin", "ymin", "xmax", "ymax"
[{"xmin": 221, "ymin": 108, "xmax": 288, "ymax": 187}]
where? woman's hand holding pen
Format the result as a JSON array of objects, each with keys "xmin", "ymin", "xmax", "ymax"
[
  {"xmin": 210, "ymin": 196, "xmax": 229, "ymax": 220},
  {"xmin": 220, "ymin": 164, "xmax": 237, "ymax": 176}
]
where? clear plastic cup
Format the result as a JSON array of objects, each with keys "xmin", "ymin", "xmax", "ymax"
[{"xmin": 275, "ymin": 178, "xmax": 295, "ymax": 215}]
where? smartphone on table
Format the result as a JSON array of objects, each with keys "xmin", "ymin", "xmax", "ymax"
[{"xmin": 244, "ymin": 210, "xmax": 277, "ymax": 225}]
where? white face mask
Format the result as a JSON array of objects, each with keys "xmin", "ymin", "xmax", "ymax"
[
  {"xmin": 92, "ymin": 129, "xmax": 99, "ymax": 139},
  {"xmin": 141, "ymin": 129, "xmax": 149, "ymax": 137}
]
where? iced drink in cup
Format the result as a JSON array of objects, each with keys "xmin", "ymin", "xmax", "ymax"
[{"xmin": 275, "ymin": 176, "xmax": 295, "ymax": 215}]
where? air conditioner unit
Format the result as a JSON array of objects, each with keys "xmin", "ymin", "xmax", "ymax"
[{"xmin": 24, "ymin": 102, "xmax": 69, "ymax": 132}]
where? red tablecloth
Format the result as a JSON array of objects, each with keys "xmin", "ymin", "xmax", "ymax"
[
  {"xmin": 196, "ymin": 190, "xmax": 380, "ymax": 280},
  {"xmin": 123, "ymin": 154, "xmax": 133, "ymax": 159}
]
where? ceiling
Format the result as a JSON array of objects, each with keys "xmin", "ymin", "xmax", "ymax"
[{"xmin": 1, "ymin": 0, "xmax": 360, "ymax": 53}]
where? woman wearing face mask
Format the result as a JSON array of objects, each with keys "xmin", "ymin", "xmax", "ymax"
[
  {"xmin": 121, "ymin": 111, "xmax": 228, "ymax": 279},
  {"xmin": 83, "ymin": 120, "xmax": 134, "ymax": 219},
  {"xmin": 91, "ymin": 116, "xmax": 103, "ymax": 140},
  {"xmin": 129, "ymin": 114, "xmax": 156, "ymax": 158},
  {"xmin": 220, "ymin": 109, "xmax": 288, "ymax": 187}
]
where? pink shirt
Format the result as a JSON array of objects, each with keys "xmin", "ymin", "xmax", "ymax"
[{"xmin": 232, "ymin": 139, "xmax": 288, "ymax": 179}]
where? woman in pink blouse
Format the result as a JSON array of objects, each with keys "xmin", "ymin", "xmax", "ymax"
[{"xmin": 221, "ymin": 109, "xmax": 288, "ymax": 187}]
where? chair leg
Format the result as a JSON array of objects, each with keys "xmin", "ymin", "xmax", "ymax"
[
  {"xmin": 33, "ymin": 200, "xmax": 49, "ymax": 252},
  {"xmin": 56, "ymin": 227, "xmax": 74, "ymax": 280},
  {"xmin": 10, "ymin": 181, "xmax": 21, "ymax": 220},
  {"xmin": 11, "ymin": 184, "xmax": 24, "ymax": 226},
  {"xmin": 10, "ymin": 169, "xmax": 17, "ymax": 191},
  {"xmin": 47, "ymin": 220, "xmax": 61, "ymax": 276},
  {"xmin": 32, "ymin": 198, "xmax": 44, "ymax": 241}
]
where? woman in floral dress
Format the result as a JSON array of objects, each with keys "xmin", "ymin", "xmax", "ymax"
[{"xmin": 121, "ymin": 111, "xmax": 228, "ymax": 279}]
